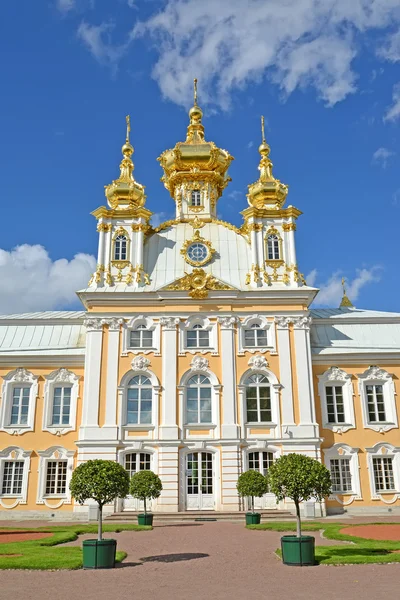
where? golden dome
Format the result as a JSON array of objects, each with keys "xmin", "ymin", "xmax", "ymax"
[
  {"xmin": 105, "ymin": 116, "xmax": 146, "ymax": 210},
  {"xmin": 247, "ymin": 116, "xmax": 288, "ymax": 210},
  {"xmin": 158, "ymin": 79, "xmax": 234, "ymax": 200}
]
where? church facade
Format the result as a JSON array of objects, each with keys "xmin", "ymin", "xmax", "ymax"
[{"xmin": 1, "ymin": 94, "xmax": 400, "ymax": 519}]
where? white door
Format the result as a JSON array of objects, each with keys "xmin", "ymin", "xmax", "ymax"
[
  {"xmin": 248, "ymin": 451, "xmax": 277, "ymax": 510},
  {"xmin": 123, "ymin": 452, "xmax": 152, "ymax": 511},
  {"xmin": 186, "ymin": 452, "xmax": 214, "ymax": 510}
]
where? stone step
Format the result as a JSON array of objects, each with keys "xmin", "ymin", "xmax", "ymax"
[{"xmin": 105, "ymin": 510, "xmax": 293, "ymax": 522}]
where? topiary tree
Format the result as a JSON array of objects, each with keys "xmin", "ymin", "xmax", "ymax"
[
  {"xmin": 236, "ymin": 470, "xmax": 269, "ymax": 514},
  {"xmin": 70, "ymin": 459, "xmax": 130, "ymax": 541},
  {"xmin": 129, "ymin": 470, "xmax": 162, "ymax": 514},
  {"xmin": 267, "ymin": 453, "xmax": 332, "ymax": 537}
]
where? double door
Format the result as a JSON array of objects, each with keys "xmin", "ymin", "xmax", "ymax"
[
  {"xmin": 123, "ymin": 452, "xmax": 151, "ymax": 511},
  {"xmin": 248, "ymin": 451, "xmax": 276, "ymax": 510},
  {"xmin": 186, "ymin": 452, "xmax": 214, "ymax": 510}
]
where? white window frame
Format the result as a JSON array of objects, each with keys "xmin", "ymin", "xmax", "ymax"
[
  {"xmin": 118, "ymin": 365, "xmax": 160, "ymax": 438},
  {"xmin": 122, "ymin": 315, "xmax": 161, "ymax": 356},
  {"xmin": 0, "ymin": 368, "xmax": 38, "ymax": 434},
  {"xmin": 237, "ymin": 315, "xmax": 276, "ymax": 355},
  {"xmin": 43, "ymin": 368, "xmax": 80, "ymax": 435},
  {"xmin": 178, "ymin": 360, "xmax": 221, "ymax": 437},
  {"xmin": 0, "ymin": 446, "xmax": 32, "ymax": 508},
  {"xmin": 358, "ymin": 366, "xmax": 398, "ymax": 432},
  {"xmin": 318, "ymin": 367, "xmax": 355, "ymax": 433},
  {"xmin": 179, "ymin": 315, "xmax": 218, "ymax": 355},
  {"xmin": 191, "ymin": 189, "xmax": 202, "ymax": 207},
  {"xmin": 238, "ymin": 361, "xmax": 281, "ymax": 438},
  {"xmin": 37, "ymin": 446, "xmax": 75, "ymax": 508},
  {"xmin": 366, "ymin": 443, "xmax": 400, "ymax": 502},
  {"xmin": 323, "ymin": 444, "xmax": 361, "ymax": 505}
]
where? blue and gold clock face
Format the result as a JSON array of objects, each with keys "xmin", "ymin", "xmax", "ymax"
[{"xmin": 186, "ymin": 242, "xmax": 209, "ymax": 265}]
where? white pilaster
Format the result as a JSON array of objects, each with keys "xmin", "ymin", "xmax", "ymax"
[
  {"xmin": 275, "ymin": 317, "xmax": 295, "ymax": 428},
  {"xmin": 104, "ymin": 319, "xmax": 124, "ymax": 432},
  {"xmin": 250, "ymin": 226, "xmax": 258, "ymax": 268},
  {"xmin": 218, "ymin": 316, "xmax": 240, "ymax": 439},
  {"xmin": 80, "ymin": 318, "xmax": 104, "ymax": 433},
  {"xmin": 293, "ymin": 316, "xmax": 317, "ymax": 430},
  {"xmin": 159, "ymin": 317, "xmax": 180, "ymax": 440},
  {"xmin": 221, "ymin": 444, "xmax": 241, "ymax": 510},
  {"xmin": 97, "ymin": 230, "xmax": 105, "ymax": 267},
  {"xmin": 158, "ymin": 445, "xmax": 179, "ymax": 512},
  {"xmin": 136, "ymin": 228, "xmax": 144, "ymax": 270}
]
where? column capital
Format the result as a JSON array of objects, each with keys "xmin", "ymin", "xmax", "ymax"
[
  {"xmin": 217, "ymin": 316, "xmax": 237, "ymax": 329},
  {"xmin": 107, "ymin": 317, "xmax": 125, "ymax": 331},
  {"xmin": 84, "ymin": 317, "xmax": 104, "ymax": 332},
  {"xmin": 274, "ymin": 316, "xmax": 293, "ymax": 329},
  {"xmin": 160, "ymin": 317, "xmax": 180, "ymax": 330},
  {"xmin": 292, "ymin": 316, "xmax": 312, "ymax": 330}
]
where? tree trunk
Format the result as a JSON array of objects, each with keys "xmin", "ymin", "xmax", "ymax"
[
  {"xmin": 295, "ymin": 500, "xmax": 301, "ymax": 538},
  {"xmin": 252, "ymin": 495, "xmax": 255, "ymax": 514},
  {"xmin": 98, "ymin": 504, "xmax": 103, "ymax": 541},
  {"xmin": 144, "ymin": 497, "xmax": 147, "ymax": 515}
]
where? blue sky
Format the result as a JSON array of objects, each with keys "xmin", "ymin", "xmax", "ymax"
[{"xmin": 0, "ymin": 0, "xmax": 399, "ymax": 313}]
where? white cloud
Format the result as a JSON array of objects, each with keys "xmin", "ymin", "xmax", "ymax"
[
  {"xmin": 307, "ymin": 267, "xmax": 382, "ymax": 307},
  {"xmin": 247, "ymin": 141, "xmax": 254, "ymax": 149},
  {"xmin": 130, "ymin": 0, "xmax": 400, "ymax": 110},
  {"xmin": 384, "ymin": 82, "xmax": 400, "ymax": 122},
  {"xmin": 77, "ymin": 21, "xmax": 127, "ymax": 68},
  {"xmin": 378, "ymin": 28, "xmax": 400, "ymax": 62},
  {"xmin": 372, "ymin": 147, "xmax": 395, "ymax": 168},
  {"xmin": 227, "ymin": 190, "xmax": 243, "ymax": 201},
  {"xmin": 56, "ymin": 0, "xmax": 75, "ymax": 12},
  {"xmin": 0, "ymin": 245, "xmax": 96, "ymax": 314},
  {"xmin": 151, "ymin": 212, "xmax": 173, "ymax": 227}
]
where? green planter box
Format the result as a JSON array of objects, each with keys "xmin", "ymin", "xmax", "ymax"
[
  {"xmin": 245, "ymin": 512, "xmax": 261, "ymax": 525},
  {"xmin": 281, "ymin": 535, "xmax": 315, "ymax": 566},
  {"xmin": 138, "ymin": 513, "xmax": 153, "ymax": 526},
  {"xmin": 82, "ymin": 539, "xmax": 117, "ymax": 569}
]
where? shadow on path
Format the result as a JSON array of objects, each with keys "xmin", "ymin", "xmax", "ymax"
[{"xmin": 140, "ymin": 553, "xmax": 209, "ymax": 563}]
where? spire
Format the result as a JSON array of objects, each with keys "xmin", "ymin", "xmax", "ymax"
[
  {"xmin": 246, "ymin": 117, "xmax": 288, "ymax": 209},
  {"xmin": 186, "ymin": 78, "xmax": 205, "ymax": 143},
  {"xmin": 104, "ymin": 115, "xmax": 146, "ymax": 210},
  {"xmin": 339, "ymin": 277, "xmax": 354, "ymax": 308}
]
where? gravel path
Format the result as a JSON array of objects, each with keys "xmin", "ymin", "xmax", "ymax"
[{"xmin": 2, "ymin": 521, "xmax": 400, "ymax": 600}]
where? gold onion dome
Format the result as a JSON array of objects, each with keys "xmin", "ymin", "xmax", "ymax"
[
  {"xmin": 105, "ymin": 115, "xmax": 146, "ymax": 210},
  {"xmin": 247, "ymin": 116, "xmax": 288, "ymax": 209},
  {"xmin": 158, "ymin": 79, "xmax": 234, "ymax": 199},
  {"xmin": 339, "ymin": 278, "xmax": 354, "ymax": 308}
]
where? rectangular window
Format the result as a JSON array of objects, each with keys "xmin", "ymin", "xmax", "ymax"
[
  {"xmin": 366, "ymin": 385, "xmax": 386, "ymax": 422},
  {"xmin": 326, "ymin": 386, "xmax": 345, "ymax": 424},
  {"xmin": 45, "ymin": 461, "xmax": 67, "ymax": 495},
  {"xmin": 10, "ymin": 387, "xmax": 30, "ymax": 425},
  {"xmin": 186, "ymin": 329, "xmax": 209, "ymax": 348},
  {"xmin": 1, "ymin": 461, "xmax": 24, "ymax": 495},
  {"xmin": 373, "ymin": 457, "xmax": 395, "ymax": 492},
  {"xmin": 52, "ymin": 387, "xmax": 71, "ymax": 426},
  {"xmin": 129, "ymin": 329, "xmax": 153, "ymax": 348},
  {"xmin": 244, "ymin": 328, "xmax": 268, "ymax": 348},
  {"xmin": 330, "ymin": 458, "xmax": 352, "ymax": 492}
]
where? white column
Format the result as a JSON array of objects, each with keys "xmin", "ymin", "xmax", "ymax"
[
  {"xmin": 221, "ymin": 444, "xmax": 241, "ymax": 511},
  {"xmin": 97, "ymin": 229, "xmax": 105, "ymax": 266},
  {"xmin": 80, "ymin": 318, "xmax": 104, "ymax": 436},
  {"xmin": 136, "ymin": 228, "xmax": 144, "ymax": 270},
  {"xmin": 104, "ymin": 318, "xmax": 124, "ymax": 432},
  {"xmin": 256, "ymin": 228, "xmax": 264, "ymax": 269},
  {"xmin": 293, "ymin": 316, "xmax": 318, "ymax": 430},
  {"xmin": 275, "ymin": 317, "xmax": 295, "ymax": 429},
  {"xmin": 157, "ymin": 445, "xmax": 179, "ymax": 512},
  {"xmin": 218, "ymin": 316, "xmax": 240, "ymax": 439},
  {"xmin": 159, "ymin": 317, "xmax": 180, "ymax": 440},
  {"xmin": 250, "ymin": 225, "xmax": 258, "ymax": 268}
]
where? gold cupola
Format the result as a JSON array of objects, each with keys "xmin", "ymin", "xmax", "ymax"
[
  {"xmin": 105, "ymin": 116, "xmax": 146, "ymax": 210},
  {"xmin": 158, "ymin": 79, "xmax": 234, "ymax": 219},
  {"xmin": 247, "ymin": 116, "xmax": 288, "ymax": 210}
]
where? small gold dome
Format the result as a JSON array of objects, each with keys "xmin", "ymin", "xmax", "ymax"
[
  {"xmin": 122, "ymin": 141, "xmax": 134, "ymax": 157},
  {"xmin": 189, "ymin": 105, "xmax": 203, "ymax": 121},
  {"xmin": 258, "ymin": 141, "xmax": 270, "ymax": 154}
]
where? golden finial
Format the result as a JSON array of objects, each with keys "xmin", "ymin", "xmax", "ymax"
[
  {"xmin": 340, "ymin": 277, "xmax": 354, "ymax": 308},
  {"xmin": 261, "ymin": 115, "xmax": 266, "ymax": 144},
  {"xmin": 194, "ymin": 78, "xmax": 198, "ymax": 106},
  {"xmin": 126, "ymin": 115, "xmax": 131, "ymax": 142}
]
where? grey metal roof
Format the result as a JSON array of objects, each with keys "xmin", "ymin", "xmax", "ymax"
[
  {"xmin": 311, "ymin": 308, "xmax": 400, "ymax": 320},
  {"xmin": 0, "ymin": 322, "xmax": 86, "ymax": 356},
  {"xmin": 0, "ymin": 311, "xmax": 86, "ymax": 321}
]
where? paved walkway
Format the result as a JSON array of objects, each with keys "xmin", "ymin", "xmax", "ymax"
[{"xmin": 3, "ymin": 521, "xmax": 400, "ymax": 600}]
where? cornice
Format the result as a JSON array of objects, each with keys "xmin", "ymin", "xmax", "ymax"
[{"xmin": 91, "ymin": 206, "xmax": 153, "ymax": 220}]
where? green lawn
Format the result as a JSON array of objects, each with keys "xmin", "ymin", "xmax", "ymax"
[
  {"xmin": 0, "ymin": 523, "xmax": 151, "ymax": 570},
  {"xmin": 247, "ymin": 521, "xmax": 400, "ymax": 565}
]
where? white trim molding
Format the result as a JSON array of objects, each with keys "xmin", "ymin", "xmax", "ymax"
[
  {"xmin": 118, "ymin": 367, "xmax": 160, "ymax": 439},
  {"xmin": 358, "ymin": 366, "xmax": 398, "ymax": 432},
  {"xmin": 179, "ymin": 314, "xmax": 218, "ymax": 355},
  {"xmin": 0, "ymin": 368, "xmax": 39, "ymax": 435},
  {"xmin": 323, "ymin": 443, "xmax": 361, "ymax": 505},
  {"xmin": 37, "ymin": 446, "xmax": 75, "ymax": 508},
  {"xmin": 43, "ymin": 368, "xmax": 80, "ymax": 435},
  {"xmin": 237, "ymin": 315, "xmax": 276, "ymax": 355},
  {"xmin": 0, "ymin": 446, "xmax": 32, "ymax": 508},
  {"xmin": 318, "ymin": 367, "xmax": 355, "ymax": 433},
  {"xmin": 122, "ymin": 315, "xmax": 161, "ymax": 356},
  {"xmin": 365, "ymin": 442, "xmax": 400, "ymax": 503}
]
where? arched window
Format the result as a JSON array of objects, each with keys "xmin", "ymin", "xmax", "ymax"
[
  {"xmin": 267, "ymin": 235, "xmax": 280, "ymax": 260},
  {"xmin": 186, "ymin": 374, "xmax": 212, "ymax": 424},
  {"xmin": 244, "ymin": 323, "xmax": 268, "ymax": 348},
  {"xmin": 191, "ymin": 190, "xmax": 201, "ymax": 206},
  {"xmin": 245, "ymin": 373, "xmax": 271, "ymax": 423},
  {"xmin": 127, "ymin": 375, "xmax": 152, "ymax": 424},
  {"xmin": 186, "ymin": 324, "xmax": 210, "ymax": 349},
  {"xmin": 114, "ymin": 235, "xmax": 127, "ymax": 261},
  {"xmin": 130, "ymin": 324, "xmax": 153, "ymax": 349},
  {"xmin": 124, "ymin": 452, "xmax": 151, "ymax": 477}
]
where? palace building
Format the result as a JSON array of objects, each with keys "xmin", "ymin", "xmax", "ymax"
[{"xmin": 1, "ymin": 89, "xmax": 400, "ymax": 519}]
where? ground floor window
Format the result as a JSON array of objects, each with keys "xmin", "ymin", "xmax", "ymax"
[
  {"xmin": 1, "ymin": 461, "xmax": 24, "ymax": 495},
  {"xmin": 124, "ymin": 452, "xmax": 151, "ymax": 477},
  {"xmin": 373, "ymin": 457, "xmax": 395, "ymax": 492},
  {"xmin": 330, "ymin": 458, "xmax": 352, "ymax": 492},
  {"xmin": 45, "ymin": 460, "xmax": 67, "ymax": 495}
]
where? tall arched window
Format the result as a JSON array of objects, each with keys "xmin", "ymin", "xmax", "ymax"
[
  {"xmin": 245, "ymin": 373, "xmax": 271, "ymax": 423},
  {"xmin": 267, "ymin": 235, "xmax": 280, "ymax": 260},
  {"xmin": 186, "ymin": 324, "xmax": 210, "ymax": 348},
  {"xmin": 186, "ymin": 374, "xmax": 212, "ymax": 424},
  {"xmin": 114, "ymin": 235, "xmax": 127, "ymax": 261},
  {"xmin": 127, "ymin": 375, "xmax": 152, "ymax": 424},
  {"xmin": 191, "ymin": 190, "xmax": 201, "ymax": 206}
]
